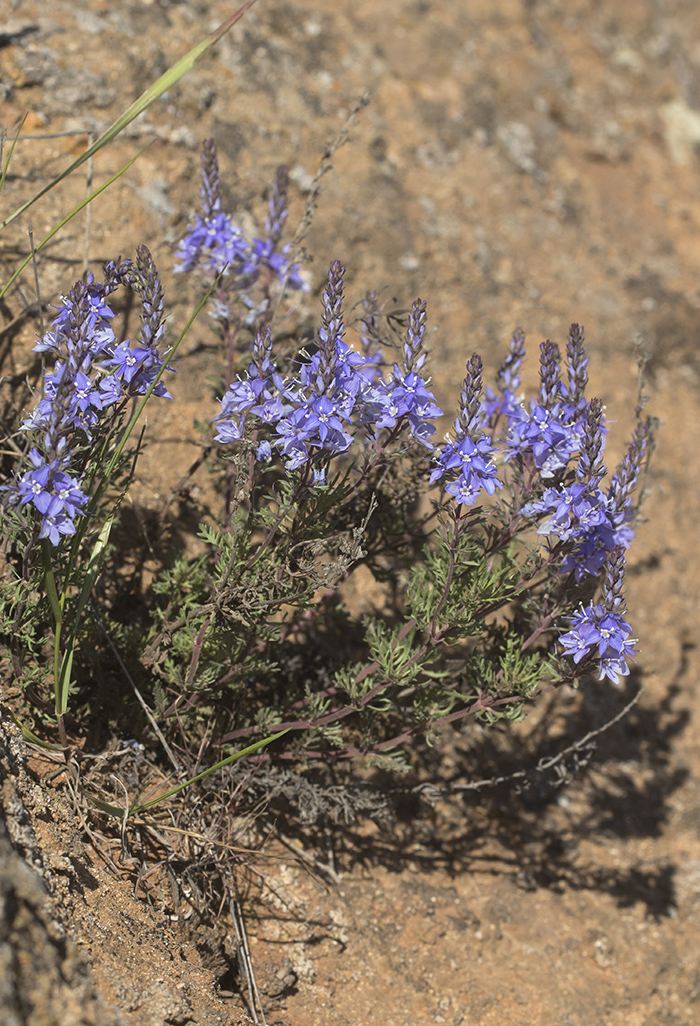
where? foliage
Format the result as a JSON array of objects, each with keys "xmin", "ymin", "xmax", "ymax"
[{"xmin": 0, "ymin": 135, "xmax": 653, "ymax": 820}]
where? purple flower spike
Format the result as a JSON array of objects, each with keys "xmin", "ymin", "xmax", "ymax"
[
  {"xmin": 265, "ymin": 165, "xmax": 289, "ymax": 251},
  {"xmin": 127, "ymin": 246, "xmax": 166, "ymax": 352},
  {"xmin": 566, "ymin": 323, "xmax": 588, "ymax": 405},
  {"xmin": 497, "ymin": 328, "xmax": 526, "ymax": 393},
  {"xmin": 576, "ymin": 397, "xmax": 606, "ymax": 484},
  {"xmin": 454, "ymin": 354, "xmax": 484, "ymax": 442},
  {"xmin": 200, "ymin": 138, "xmax": 221, "ymax": 219},
  {"xmin": 8, "ymin": 257, "xmax": 172, "ymax": 545},
  {"xmin": 538, "ymin": 339, "xmax": 562, "ymax": 409},
  {"xmin": 559, "ymin": 546, "xmax": 636, "ymax": 684},
  {"xmin": 402, "ymin": 298, "xmax": 428, "ymax": 375},
  {"xmin": 174, "ymin": 212, "xmax": 248, "ymax": 275},
  {"xmin": 609, "ymin": 418, "xmax": 653, "ymax": 516},
  {"xmin": 317, "ymin": 261, "xmax": 345, "ymax": 392}
]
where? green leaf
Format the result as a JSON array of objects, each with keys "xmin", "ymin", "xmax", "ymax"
[
  {"xmin": 55, "ymin": 645, "xmax": 75, "ymax": 719},
  {"xmin": 0, "ymin": 115, "xmax": 27, "ymax": 198},
  {"xmin": 129, "ymin": 729, "xmax": 289, "ymax": 816},
  {"xmin": 13, "ymin": 715, "xmax": 63, "ymax": 753},
  {"xmin": 72, "ymin": 516, "xmax": 114, "ymax": 627}
]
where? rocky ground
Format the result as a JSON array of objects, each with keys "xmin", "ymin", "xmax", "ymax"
[{"xmin": 2, "ymin": 0, "xmax": 700, "ymax": 1024}]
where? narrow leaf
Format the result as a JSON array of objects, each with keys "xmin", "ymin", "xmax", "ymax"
[
  {"xmin": 129, "ymin": 729, "xmax": 289, "ymax": 816},
  {"xmin": 0, "ymin": 0, "xmax": 258, "ymax": 232},
  {"xmin": 1, "ymin": 148, "xmax": 144, "ymax": 300},
  {"xmin": 71, "ymin": 515, "xmax": 115, "ymax": 626},
  {"xmin": 13, "ymin": 716, "xmax": 63, "ymax": 753},
  {"xmin": 0, "ymin": 115, "xmax": 27, "ymax": 198},
  {"xmin": 56, "ymin": 645, "xmax": 74, "ymax": 719}
]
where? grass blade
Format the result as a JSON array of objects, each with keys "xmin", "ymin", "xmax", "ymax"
[
  {"xmin": 0, "ymin": 0, "xmax": 258, "ymax": 232},
  {"xmin": 1, "ymin": 147, "xmax": 145, "ymax": 300},
  {"xmin": 88, "ymin": 729, "xmax": 289, "ymax": 818},
  {"xmin": 0, "ymin": 115, "xmax": 27, "ymax": 199},
  {"xmin": 130, "ymin": 729, "xmax": 289, "ymax": 815}
]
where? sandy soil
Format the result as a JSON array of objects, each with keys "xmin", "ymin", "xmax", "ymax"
[{"xmin": 2, "ymin": 1, "xmax": 700, "ymax": 1024}]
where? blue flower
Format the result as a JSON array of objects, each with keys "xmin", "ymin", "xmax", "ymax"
[
  {"xmin": 280, "ymin": 438, "xmax": 309, "ymax": 471},
  {"xmin": 85, "ymin": 287, "xmax": 116, "ymax": 330},
  {"xmin": 17, "ymin": 454, "xmax": 54, "ymax": 513},
  {"xmin": 520, "ymin": 482, "xmax": 608, "ymax": 542},
  {"xmin": 506, "ymin": 400, "xmax": 582, "ymax": 478},
  {"xmin": 431, "ymin": 435, "xmax": 502, "ymax": 506},
  {"xmin": 256, "ymin": 440, "xmax": 273, "ymax": 463},
  {"xmin": 51, "ymin": 471, "xmax": 89, "ymax": 518},
  {"xmin": 67, "ymin": 371, "xmax": 104, "ymax": 429},
  {"xmin": 174, "ymin": 213, "xmax": 248, "ymax": 275},
  {"xmin": 174, "ymin": 152, "xmax": 308, "ymax": 296},
  {"xmin": 106, "ymin": 343, "xmax": 172, "ymax": 398},
  {"xmin": 219, "ymin": 378, "xmax": 268, "ymax": 416},
  {"xmin": 99, "ymin": 374, "xmax": 123, "ymax": 406},
  {"xmin": 560, "ymin": 510, "xmax": 633, "ymax": 580},
  {"xmin": 214, "ymin": 417, "xmax": 246, "ymax": 444},
  {"xmin": 358, "ymin": 384, "xmax": 401, "ymax": 431},
  {"xmin": 108, "ymin": 343, "xmax": 150, "ymax": 384},
  {"xmin": 251, "ymin": 394, "xmax": 292, "ymax": 425},
  {"xmin": 274, "ymin": 395, "xmax": 353, "ymax": 460},
  {"xmin": 37, "ymin": 496, "xmax": 77, "ymax": 545},
  {"xmin": 389, "ymin": 368, "xmax": 442, "ymax": 448},
  {"xmin": 559, "ymin": 603, "xmax": 636, "ymax": 683},
  {"xmin": 483, "ymin": 385, "xmax": 521, "ymax": 427},
  {"xmin": 307, "ymin": 395, "xmax": 351, "ymax": 447},
  {"xmin": 241, "ymin": 238, "xmax": 307, "ymax": 291},
  {"xmin": 10, "ymin": 258, "xmax": 173, "ymax": 545}
]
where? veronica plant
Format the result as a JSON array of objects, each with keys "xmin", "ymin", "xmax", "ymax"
[
  {"xmin": 136, "ymin": 146, "xmax": 652, "ymax": 775},
  {"xmin": 2, "ymin": 248, "xmax": 175, "ymax": 751},
  {"xmin": 0, "ymin": 137, "xmax": 652, "ymax": 807}
]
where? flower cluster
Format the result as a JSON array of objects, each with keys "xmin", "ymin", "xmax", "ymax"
[
  {"xmin": 458, "ymin": 324, "xmax": 649, "ymax": 590},
  {"xmin": 429, "ymin": 327, "xmax": 599, "ymax": 509},
  {"xmin": 10, "ymin": 248, "xmax": 173, "ymax": 544},
  {"xmin": 174, "ymin": 140, "xmax": 306, "ymax": 293},
  {"xmin": 207, "ymin": 254, "xmax": 646, "ymax": 687},
  {"xmin": 558, "ymin": 547, "xmax": 637, "ymax": 684},
  {"xmin": 429, "ymin": 354, "xmax": 502, "ymax": 505},
  {"xmin": 213, "ymin": 262, "xmax": 444, "ymax": 472},
  {"xmin": 517, "ymin": 391, "xmax": 649, "ymax": 581}
]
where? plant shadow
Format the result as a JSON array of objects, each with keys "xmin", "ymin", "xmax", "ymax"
[{"xmin": 260, "ymin": 673, "xmax": 689, "ymax": 921}]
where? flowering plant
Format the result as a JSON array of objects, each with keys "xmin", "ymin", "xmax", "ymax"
[{"xmin": 0, "ymin": 136, "xmax": 652, "ymax": 815}]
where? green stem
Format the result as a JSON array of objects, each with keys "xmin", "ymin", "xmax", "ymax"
[
  {"xmin": 41, "ymin": 539, "xmax": 63, "ymax": 623},
  {"xmin": 41, "ymin": 540, "xmax": 69, "ymax": 750}
]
